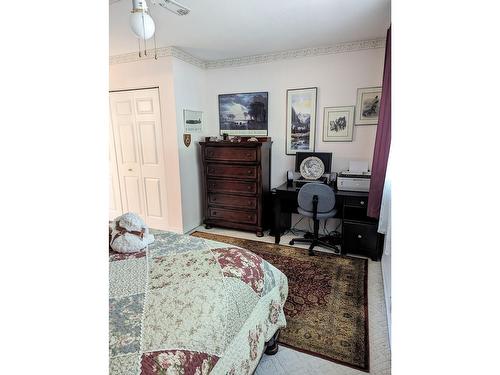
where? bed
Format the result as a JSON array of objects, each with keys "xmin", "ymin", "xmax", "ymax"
[{"xmin": 109, "ymin": 230, "xmax": 289, "ymax": 375}]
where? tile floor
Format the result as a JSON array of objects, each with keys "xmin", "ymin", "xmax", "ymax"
[{"xmin": 190, "ymin": 226, "xmax": 391, "ymax": 375}]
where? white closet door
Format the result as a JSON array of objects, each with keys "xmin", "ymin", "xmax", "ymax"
[{"xmin": 109, "ymin": 88, "xmax": 169, "ymax": 230}]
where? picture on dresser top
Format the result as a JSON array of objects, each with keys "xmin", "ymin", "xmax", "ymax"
[
  {"xmin": 286, "ymin": 87, "xmax": 317, "ymax": 155},
  {"xmin": 218, "ymin": 92, "xmax": 268, "ymax": 136}
]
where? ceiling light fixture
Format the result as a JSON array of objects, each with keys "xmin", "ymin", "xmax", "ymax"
[
  {"xmin": 130, "ymin": 0, "xmax": 155, "ymax": 40},
  {"xmin": 130, "ymin": 0, "xmax": 157, "ymax": 58},
  {"xmin": 128, "ymin": 0, "xmax": 191, "ymax": 59}
]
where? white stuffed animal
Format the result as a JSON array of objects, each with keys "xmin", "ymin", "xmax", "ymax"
[{"xmin": 109, "ymin": 212, "xmax": 154, "ymax": 253}]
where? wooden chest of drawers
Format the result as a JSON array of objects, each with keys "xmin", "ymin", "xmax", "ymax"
[{"xmin": 200, "ymin": 138, "xmax": 272, "ymax": 237}]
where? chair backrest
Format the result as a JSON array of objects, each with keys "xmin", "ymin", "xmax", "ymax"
[{"xmin": 297, "ymin": 182, "xmax": 336, "ymax": 213}]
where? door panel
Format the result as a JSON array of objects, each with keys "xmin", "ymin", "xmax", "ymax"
[
  {"xmin": 144, "ymin": 178, "xmax": 162, "ymax": 217},
  {"xmin": 123, "ymin": 176, "xmax": 143, "ymax": 215},
  {"xmin": 109, "ymin": 88, "xmax": 169, "ymax": 230},
  {"xmin": 109, "ymin": 115, "xmax": 122, "ymax": 220},
  {"xmin": 118, "ymin": 123, "xmax": 138, "ymax": 163},
  {"xmin": 116, "ymin": 101, "xmax": 132, "ymax": 115},
  {"xmin": 136, "ymin": 98, "xmax": 154, "ymax": 114},
  {"xmin": 138, "ymin": 121, "xmax": 159, "ymax": 165}
]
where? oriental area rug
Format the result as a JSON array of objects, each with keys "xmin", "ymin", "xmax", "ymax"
[{"xmin": 190, "ymin": 231, "xmax": 369, "ymax": 371}]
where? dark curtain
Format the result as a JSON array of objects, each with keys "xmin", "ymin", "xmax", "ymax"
[{"xmin": 367, "ymin": 27, "xmax": 391, "ymax": 219}]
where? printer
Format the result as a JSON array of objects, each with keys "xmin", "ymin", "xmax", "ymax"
[{"xmin": 337, "ymin": 161, "xmax": 371, "ymax": 192}]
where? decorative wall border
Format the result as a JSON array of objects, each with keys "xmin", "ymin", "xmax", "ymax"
[
  {"xmin": 109, "ymin": 46, "xmax": 207, "ymax": 68},
  {"xmin": 109, "ymin": 38, "xmax": 386, "ymax": 69},
  {"xmin": 205, "ymin": 38, "xmax": 385, "ymax": 69}
]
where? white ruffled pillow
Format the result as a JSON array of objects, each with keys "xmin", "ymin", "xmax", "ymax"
[{"xmin": 109, "ymin": 212, "xmax": 154, "ymax": 253}]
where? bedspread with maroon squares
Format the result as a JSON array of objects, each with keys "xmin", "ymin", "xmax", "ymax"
[{"xmin": 109, "ymin": 230, "xmax": 288, "ymax": 375}]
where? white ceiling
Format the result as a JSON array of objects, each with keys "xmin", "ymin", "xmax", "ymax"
[{"xmin": 109, "ymin": 0, "xmax": 390, "ymax": 60}]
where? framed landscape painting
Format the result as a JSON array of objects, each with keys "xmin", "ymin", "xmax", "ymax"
[
  {"xmin": 355, "ymin": 87, "xmax": 382, "ymax": 125},
  {"xmin": 286, "ymin": 87, "xmax": 317, "ymax": 155},
  {"xmin": 323, "ymin": 106, "xmax": 354, "ymax": 142},
  {"xmin": 218, "ymin": 92, "xmax": 268, "ymax": 135}
]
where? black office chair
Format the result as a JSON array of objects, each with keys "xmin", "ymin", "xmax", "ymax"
[{"xmin": 289, "ymin": 182, "xmax": 340, "ymax": 256}]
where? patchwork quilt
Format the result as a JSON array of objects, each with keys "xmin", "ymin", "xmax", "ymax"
[{"xmin": 109, "ymin": 230, "xmax": 288, "ymax": 375}]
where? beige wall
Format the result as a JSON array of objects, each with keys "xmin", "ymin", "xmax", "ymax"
[
  {"xmin": 171, "ymin": 58, "xmax": 209, "ymax": 233},
  {"xmin": 109, "ymin": 58, "xmax": 184, "ymax": 233},
  {"xmin": 109, "ymin": 47, "xmax": 385, "ymax": 233},
  {"xmin": 204, "ymin": 48, "xmax": 385, "ymax": 188}
]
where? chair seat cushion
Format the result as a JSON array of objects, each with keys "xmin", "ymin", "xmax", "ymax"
[{"xmin": 297, "ymin": 207, "xmax": 337, "ymax": 220}]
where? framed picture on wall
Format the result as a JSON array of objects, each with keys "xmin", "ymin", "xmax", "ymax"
[
  {"xmin": 218, "ymin": 92, "xmax": 268, "ymax": 136},
  {"xmin": 323, "ymin": 106, "xmax": 354, "ymax": 142},
  {"xmin": 355, "ymin": 86, "xmax": 382, "ymax": 125},
  {"xmin": 183, "ymin": 109, "xmax": 203, "ymax": 133},
  {"xmin": 285, "ymin": 87, "xmax": 317, "ymax": 155}
]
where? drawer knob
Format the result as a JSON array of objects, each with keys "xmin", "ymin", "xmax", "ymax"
[
  {"xmin": 213, "ymin": 211, "xmax": 217, "ymax": 215},
  {"xmin": 360, "ymin": 201, "xmax": 365, "ymax": 205},
  {"xmin": 357, "ymin": 234, "xmax": 362, "ymax": 239},
  {"xmin": 209, "ymin": 169, "xmax": 215, "ymax": 173},
  {"xmin": 248, "ymin": 200, "xmax": 253, "ymax": 205},
  {"xmin": 246, "ymin": 153, "xmax": 251, "ymax": 157},
  {"xmin": 247, "ymin": 186, "xmax": 252, "ymax": 190},
  {"xmin": 213, "ymin": 197, "xmax": 217, "ymax": 201},
  {"xmin": 247, "ymin": 169, "xmax": 252, "ymax": 174}
]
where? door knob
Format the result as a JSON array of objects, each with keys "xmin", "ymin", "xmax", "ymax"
[{"xmin": 128, "ymin": 168, "xmax": 133, "ymax": 172}]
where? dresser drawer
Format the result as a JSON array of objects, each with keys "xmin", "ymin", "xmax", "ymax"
[
  {"xmin": 205, "ymin": 146, "xmax": 257, "ymax": 162},
  {"xmin": 342, "ymin": 221, "xmax": 379, "ymax": 258},
  {"xmin": 207, "ymin": 164, "xmax": 257, "ymax": 179},
  {"xmin": 209, "ymin": 193, "xmax": 257, "ymax": 209},
  {"xmin": 207, "ymin": 179, "xmax": 257, "ymax": 194},
  {"xmin": 208, "ymin": 207, "xmax": 257, "ymax": 224}
]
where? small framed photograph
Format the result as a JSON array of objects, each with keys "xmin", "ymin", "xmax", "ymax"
[
  {"xmin": 183, "ymin": 109, "xmax": 203, "ymax": 133},
  {"xmin": 285, "ymin": 87, "xmax": 317, "ymax": 155},
  {"xmin": 323, "ymin": 106, "xmax": 354, "ymax": 142},
  {"xmin": 355, "ymin": 87, "xmax": 382, "ymax": 125}
]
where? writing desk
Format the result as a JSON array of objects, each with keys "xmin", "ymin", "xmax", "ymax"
[{"xmin": 271, "ymin": 182, "xmax": 384, "ymax": 261}]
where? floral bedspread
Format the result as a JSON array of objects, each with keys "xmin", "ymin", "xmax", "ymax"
[{"xmin": 109, "ymin": 231, "xmax": 288, "ymax": 375}]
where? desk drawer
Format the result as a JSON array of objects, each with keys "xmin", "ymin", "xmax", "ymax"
[
  {"xmin": 205, "ymin": 147, "xmax": 257, "ymax": 162},
  {"xmin": 207, "ymin": 179, "xmax": 257, "ymax": 194},
  {"xmin": 209, "ymin": 193, "xmax": 257, "ymax": 209},
  {"xmin": 208, "ymin": 207, "xmax": 257, "ymax": 224},
  {"xmin": 342, "ymin": 221, "xmax": 379, "ymax": 259},
  {"xmin": 207, "ymin": 164, "xmax": 257, "ymax": 179},
  {"xmin": 344, "ymin": 197, "xmax": 368, "ymax": 208}
]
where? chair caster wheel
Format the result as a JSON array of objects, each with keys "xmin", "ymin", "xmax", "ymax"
[{"xmin": 289, "ymin": 240, "xmax": 295, "ymax": 245}]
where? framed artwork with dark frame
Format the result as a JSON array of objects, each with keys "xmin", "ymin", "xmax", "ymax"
[
  {"xmin": 355, "ymin": 86, "xmax": 382, "ymax": 125},
  {"xmin": 285, "ymin": 87, "xmax": 317, "ymax": 155},
  {"xmin": 323, "ymin": 106, "xmax": 354, "ymax": 142},
  {"xmin": 218, "ymin": 92, "xmax": 268, "ymax": 136}
]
